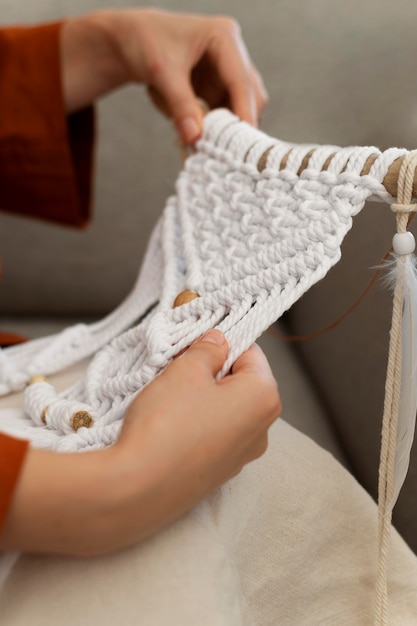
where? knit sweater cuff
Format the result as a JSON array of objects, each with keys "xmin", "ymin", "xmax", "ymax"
[
  {"xmin": 0, "ymin": 433, "xmax": 29, "ymax": 533},
  {"xmin": 0, "ymin": 21, "xmax": 95, "ymax": 227}
]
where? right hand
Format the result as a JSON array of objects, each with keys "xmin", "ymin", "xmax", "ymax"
[
  {"xmin": 0, "ymin": 331, "xmax": 280, "ymax": 557},
  {"xmin": 115, "ymin": 330, "xmax": 281, "ymax": 541}
]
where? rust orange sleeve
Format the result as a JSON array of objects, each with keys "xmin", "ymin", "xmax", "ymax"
[
  {"xmin": 0, "ymin": 21, "xmax": 95, "ymax": 227},
  {"xmin": 0, "ymin": 433, "xmax": 29, "ymax": 533}
]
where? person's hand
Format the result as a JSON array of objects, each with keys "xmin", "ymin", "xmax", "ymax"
[
  {"xmin": 116, "ymin": 330, "xmax": 281, "ymax": 541},
  {"xmin": 61, "ymin": 8, "xmax": 268, "ymax": 143},
  {"xmin": 0, "ymin": 331, "xmax": 280, "ymax": 557}
]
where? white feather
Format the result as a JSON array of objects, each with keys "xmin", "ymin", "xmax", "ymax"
[{"xmin": 393, "ymin": 253, "xmax": 417, "ymax": 504}]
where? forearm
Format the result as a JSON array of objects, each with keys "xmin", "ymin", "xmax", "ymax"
[
  {"xmin": 0, "ymin": 445, "xmax": 143, "ymax": 557},
  {"xmin": 0, "ymin": 438, "xmax": 213, "ymax": 558}
]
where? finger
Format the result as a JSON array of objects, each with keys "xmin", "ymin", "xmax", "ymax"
[
  {"xmin": 230, "ymin": 345, "xmax": 282, "ymax": 423},
  {"xmin": 251, "ymin": 66, "xmax": 269, "ymax": 119},
  {"xmin": 150, "ymin": 69, "xmax": 205, "ymax": 144},
  {"xmin": 231, "ymin": 343, "xmax": 275, "ymax": 381},
  {"xmin": 149, "ymin": 85, "xmax": 211, "ymax": 117},
  {"xmin": 147, "ymin": 85, "xmax": 172, "ymax": 118},
  {"xmin": 178, "ymin": 329, "xmax": 229, "ymax": 378},
  {"xmin": 206, "ymin": 25, "xmax": 258, "ymax": 125}
]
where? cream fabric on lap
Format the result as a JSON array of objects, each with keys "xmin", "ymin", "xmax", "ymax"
[{"xmin": 1, "ymin": 418, "xmax": 416, "ymax": 626}]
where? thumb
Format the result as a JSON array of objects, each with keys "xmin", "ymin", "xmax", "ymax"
[
  {"xmin": 180, "ymin": 330, "xmax": 229, "ymax": 378},
  {"xmin": 231, "ymin": 343, "xmax": 279, "ymax": 387},
  {"xmin": 149, "ymin": 72, "xmax": 204, "ymax": 144}
]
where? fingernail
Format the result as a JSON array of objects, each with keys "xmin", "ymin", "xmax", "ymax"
[
  {"xmin": 200, "ymin": 330, "xmax": 225, "ymax": 346},
  {"xmin": 180, "ymin": 117, "xmax": 200, "ymax": 144}
]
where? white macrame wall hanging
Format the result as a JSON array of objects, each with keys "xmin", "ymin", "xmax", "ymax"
[{"xmin": 0, "ymin": 108, "xmax": 416, "ymax": 625}]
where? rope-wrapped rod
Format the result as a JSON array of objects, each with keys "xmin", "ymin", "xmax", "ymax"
[
  {"xmin": 191, "ymin": 102, "xmax": 416, "ymax": 197},
  {"xmin": 257, "ymin": 145, "xmax": 416, "ymax": 198}
]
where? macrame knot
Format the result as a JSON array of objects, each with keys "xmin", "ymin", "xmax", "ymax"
[
  {"xmin": 390, "ymin": 202, "xmax": 417, "ymax": 214},
  {"xmin": 390, "ymin": 148, "xmax": 417, "ymax": 224},
  {"xmin": 24, "ymin": 378, "xmax": 95, "ymax": 434}
]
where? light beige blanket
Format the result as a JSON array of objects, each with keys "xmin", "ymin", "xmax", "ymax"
[{"xmin": 1, "ymin": 371, "xmax": 416, "ymax": 625}]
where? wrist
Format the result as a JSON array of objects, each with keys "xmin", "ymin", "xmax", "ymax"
[{"xmin": 61, "ymin": 11, "xmax": 130, "ymax": 113}]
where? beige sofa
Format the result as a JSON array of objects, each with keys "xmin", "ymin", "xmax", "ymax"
[{"xmin": 1, "ymin": 0, "xmax": 417, "ymax": 557}]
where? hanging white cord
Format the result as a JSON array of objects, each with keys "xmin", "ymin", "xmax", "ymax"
[{"xmin": 374, "ymin": 150, "xmax": 417, "ymax": 625}]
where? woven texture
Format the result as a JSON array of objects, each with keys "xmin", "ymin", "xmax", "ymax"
[{"xmin": 0, "ymin": 109, "xmax": 402, "ymax": 451}]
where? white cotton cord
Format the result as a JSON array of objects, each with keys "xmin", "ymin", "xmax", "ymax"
[
  {"xmin": 263, "ymin": 142, "xmax": 294, "ymax": 170},
  {"xmin": 374, "ymin": 150, "xmax": 417, "ymax": 626},
  {"xmin": 0, "ymin": 219, "xmax": 163, "ymax": 396},
  {"xmin": 306, "ymin": 145, "xmax": 338, "ymax": 171},
  {"xmin": 345, "ymin": 145, "xmax": 379, "ymax": 175},
  {"xmin": 326, "ymin": 146, "xmax": 361, "ymax": 175},
  {"xmin": 218, "ymin": 121, "xmax": 257, "ymax": 157},
  {"xmin": 202, "ymin": 108, "xmax": 239, "ymax": 145},
  {"xmin": 0, "ymin": 347, "xmax": 26, "ymax": 395},
  {"xmin": 24, "ymin": 379, "xmax": 96, "ymax": 434},
  {"xmin": 244, "ymin": 136, "xmax": 278, "ymax": 166},
  {"xmin": 368, "ymin": 148, "xmax": 409, "ymax": 185},
  {"xmin": 366, "ymin": 148, "xmax": 410, "ymax": 204},
  {"xmin": 282, "ymin": 145, "xmax": 317, "ymax": 174}
]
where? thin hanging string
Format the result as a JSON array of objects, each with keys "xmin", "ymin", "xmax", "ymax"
[
  {"xmin": 268, "ymin": 215, "xmax": 416, "ymax": 344},
  {"xmin": 267, "ymin": 251, "xmax": 388, "ymax": 342},
  {"xmin": 374, "ymin": 150, "xmax": 417, "ymax": 626}
]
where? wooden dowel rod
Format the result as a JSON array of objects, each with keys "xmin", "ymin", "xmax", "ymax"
[{"xmin": 373, "ymin": 156, "xmax": 408, "ymax": 198}]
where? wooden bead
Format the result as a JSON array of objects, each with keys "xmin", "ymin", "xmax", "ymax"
[
  {"xmin": 29, "ymin": 375, "xmax": 49, "ymax": 385},
  {"xmin": 173, "ymin": 290, "xmax": 199, "ymax": 308},
  {"xmin": 70, "ymin": 410, "xmax": 94, "ymax": 431},
  {"xmin": 40, "ymin": 406, "xmax": 49, "ymax": 424}
]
